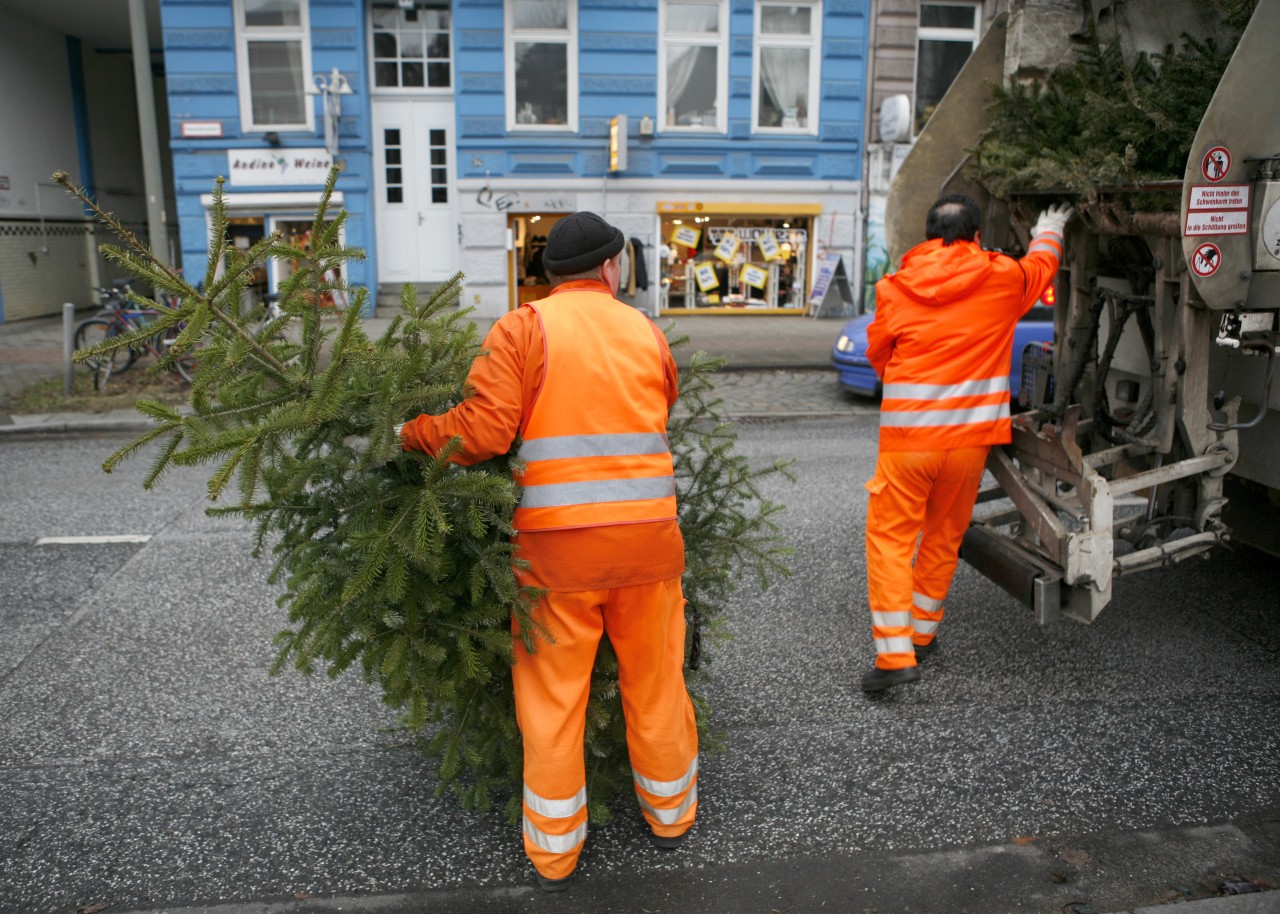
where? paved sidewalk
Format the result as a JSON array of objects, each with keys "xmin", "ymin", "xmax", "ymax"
[{"xmin": 0, "ymin": 309, "xmax": 868, "ymax": 435}]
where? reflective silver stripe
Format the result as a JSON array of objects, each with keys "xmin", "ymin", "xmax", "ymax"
[
  {"xmin": 914, "ymin": 618, "xmax": 940, "ymax": 635},
  {"xmin": 881, "ymin": 402, "xmax": 1010, "ymax": 428},
  {"xmin": 913, "ymin": 591, "xmax": 944, "ymax": 612},
  {"xmin": 633, "ymin": 757, "xmax": 698, "ymax": 798},
  {"xmin": 875, "ymin": 635, "xmax": 915, "ymax": 655},
  {"xmin": 871, "ymin": 610, "xmax": 912, "ymax": 629},
  {"xmin": 519, "ymin": 432, "xmax": 670, "ymax": 462},
  {"xmin": 638, "ymin": 783, "xmax": 698, "ymax": 825},
  {"xmin": 523, "ymin": 784, "xmax": 586, "ymax": 820},
  {"xmin": 883, "ymin": 377, "xmax": 1009, "ymax": 401},
  {"xmin": 520, "ymin": 475, "xmax": 676, "ymax": 509},
  {"xmin": 1028, "ymin": 236, "xmax": 1062, "ymax": 254},
  {"xmin": 523, "ymin": 815, "xmax": 587, "ymax": 854}
]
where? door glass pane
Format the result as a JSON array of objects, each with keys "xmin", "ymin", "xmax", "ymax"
[
  {"xmin": 428, "ymin": 130, "xmax": 449, "ymax": 204},
  {"xmin": 920, "ymin": 4, "xmax": 977, "ymax": 29},
  {"xmin": 247, "ymin": 40, "xmax": 306, "ymax": 124},
  {"xmin": 421, "ymin": 9, "xmax": 449, "ymax": 30},
  {"xmin": 513, "ymin": 0, "xmax": 568, "ymax": 29},
  {"xmin": 515, "ymin": 42, "xmax": 568, "ymax": 125},
  {"xmin": 402, "ymin": 61, "xmax": 425, "ymax": 87},
  {"xmin": 401, "ymin": 33, "xmax": 425, "ymax": 58},
  {"xmin": 428, "ymin": 62, "xmax": 450, "ymax": 86},
  {"xmin": 376, "ymin": 61, "xmax": 399, "ymax": 87},
  {"xmin": 244, "ymin": 0, "xmax": 301, "ymax": 28},
  {"xmin": 666, "ymin": 45, "xmax": 717, "ymax": 126},
  {"xmin": 915, "ymin": 38, "xmax": 973, "ymax": 131},
  {"xmin": 760, "ymin": 5, "xmax": 810, "ymax": 35},
  {"xmin": 667, "ymin": 2, "xmax": 719, "ymax": 33},
  {"xmin": 384, "ymin": 129, "xmax": 405, "ymax": 205}
]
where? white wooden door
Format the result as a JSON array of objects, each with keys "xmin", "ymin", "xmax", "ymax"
[{"xmin": 373, "ymin": 99, "xmax": 458, "ymax": 283}]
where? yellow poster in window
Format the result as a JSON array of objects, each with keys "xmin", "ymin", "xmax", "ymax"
[
  {"xmin": 713, "ymin": 233, "xmax": 741, "ymax": 263},
  {"xmin": 757, "ymin": 230, "xmax": 782, "ymax": 261},
  {"xmin": 671, "ymin": 225, "xmax": 701, "ymax": 248},
  {"xmin": 693, "ymin": 261, "xmax": 720, "ymax": 292},
  {"xmin": 740, "ymin": 263, "xmax": 768, "ymax": 290}
]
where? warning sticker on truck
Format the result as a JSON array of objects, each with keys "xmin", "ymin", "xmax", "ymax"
[
  {"xmin": 1189, "ymin": 184, "xmax": 1250, "ymax": 210},
  {"xmin": 1185, "ymin": 211, "xmax": 1249, "ymax": 235}
]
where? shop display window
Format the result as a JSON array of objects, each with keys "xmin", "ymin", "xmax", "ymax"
[{"xmin": 658, "ymin": 214, "xmax": 810, "ymax": 312}]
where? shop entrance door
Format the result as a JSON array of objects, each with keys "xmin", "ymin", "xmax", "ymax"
[{"xmin": 372, "ymin": 98, "xmax": 458, "ymax": 283}]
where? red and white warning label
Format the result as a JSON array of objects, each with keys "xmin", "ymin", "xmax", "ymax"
[
  {"xmin": 1185, "ymin": 211, "xmax": 1249, "ymax": 235},
  {"xmin": 1201, "ymin": 146, "xmax": 1231, "ymax": 182},
  {"xmin": 1189, "ymin": 184, "xmax": 1250, "ymax": 210},
  {"xmin": 1191, "ymin": 242, "xmax": 1222, "ymax": 277}
]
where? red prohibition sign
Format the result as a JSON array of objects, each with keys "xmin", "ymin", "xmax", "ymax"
[
  {"xmin": 1192, "ymin": 242, "xmax": 1221, "ymax": 277},
  {"xmin": 1202, "ymin": 146, "xmax": 1231, "ymax": 182}
]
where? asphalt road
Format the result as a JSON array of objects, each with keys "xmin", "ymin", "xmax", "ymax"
[{"xmin": 2, "ymin": 417, "xmax": 1279, "ymax": 914}]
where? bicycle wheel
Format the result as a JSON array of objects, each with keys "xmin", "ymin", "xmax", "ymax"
[
  {"xmin": 158, "ymin": 328, "xmax": 199, "ymax": 384},
  {"xmin": 74, "ymin": 318, "xmax": 130, "ymax": 388}
]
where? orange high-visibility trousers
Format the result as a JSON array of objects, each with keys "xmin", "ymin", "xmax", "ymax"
[
  {"xmin": 512, "ymin": 576, "xmax": 699, "ymax": 880},
  {"xmin": 864, "ymin": 446, "xmax": 990, "ymax": 670}
]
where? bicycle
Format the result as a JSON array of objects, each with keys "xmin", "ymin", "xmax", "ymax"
[{"xmin": 73, "ymin": 279, "xmax": 197, "ymax": 389}]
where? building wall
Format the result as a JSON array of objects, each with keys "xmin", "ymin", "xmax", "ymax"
[
  {"xmin": 865, "ymin": 0, "xmax": 1000, "ymax": 143},
  {"xmin": 0, "ymin": 12, "xmax": 156, "ymax": 321},
  {"xmin": 162, "ymin": 0, "xmax": 376, "ymax": 303},
  {"xmin": 453, "ymin": 0, "xmax": 869, "ymax": 317}
]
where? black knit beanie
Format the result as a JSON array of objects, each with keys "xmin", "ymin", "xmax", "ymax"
[{"xmin": 542, "ymin": 211, "xmax": 625, "ymax": 275}]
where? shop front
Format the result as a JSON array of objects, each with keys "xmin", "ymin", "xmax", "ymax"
[
  {"xmin": 656, "ymin": 203, "xmax": 820, "ymax": 315},
  {"xmin": 201, "ymin": 190, "xmax": 351, "ymax": 312}
]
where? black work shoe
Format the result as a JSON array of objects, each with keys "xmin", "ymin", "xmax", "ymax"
[
  {"xmin": 860, "ymin": 665, "xmax": 921, "ymax": 693},
  {"xmin": 536, "ymin": 873, "xmax": 574, "ymax": 893},
  {"xmin": 914, "ymin": 640, "xmax": 938, "ymax": 658},
  {"xmin": 650, "ymin": 831, "xmax": 686, "ymax": 850}
]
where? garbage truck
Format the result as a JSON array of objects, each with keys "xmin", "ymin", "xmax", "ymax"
[{"xmin": 884, "ymin": 0, "xmax": 1280, "ymax": 623}]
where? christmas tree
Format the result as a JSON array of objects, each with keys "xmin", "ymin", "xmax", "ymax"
[{"xmin": 60, "ymin": 168, "xmax": 794, "ymax": 824}]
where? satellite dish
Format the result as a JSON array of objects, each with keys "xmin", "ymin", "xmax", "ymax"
[{"xmin": 879, "ymin": 94, "xmax": 912, "ymax": 143}]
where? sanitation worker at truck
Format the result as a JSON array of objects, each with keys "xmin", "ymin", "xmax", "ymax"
[
  {"xmin": 860, "ymin": 194, "xmax": 1071, "ymax": 693},
  {"xmin": 396, "ymin": 212, "xmax": 698, "ymax": 891}
]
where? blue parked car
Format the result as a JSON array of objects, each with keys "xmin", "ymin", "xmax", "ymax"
[{"xmin": 831, "ymin": 299, "xmax": 1057, "ymax": 400}]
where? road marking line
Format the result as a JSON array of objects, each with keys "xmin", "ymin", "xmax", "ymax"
[{"xmin": 35, "ymin": 535, "xmax": 153, "ymax": 545}]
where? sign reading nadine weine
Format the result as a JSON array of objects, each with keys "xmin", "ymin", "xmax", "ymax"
[{"xmin": 227, "ymin": 149, "xmax": 333, "ymax": 187}]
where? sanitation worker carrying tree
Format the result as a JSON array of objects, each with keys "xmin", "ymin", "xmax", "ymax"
[
  {"xmin": 860, "ymin": 194, "xmax": 1072, "ymax": 693},
  {"xmin": 396, "ymin": 212, "xmax": 699, "ymax": 890}
]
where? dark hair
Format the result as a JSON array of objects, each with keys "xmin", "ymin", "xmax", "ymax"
[{"xmin": 925, "ymin": 194, "xmax": 980, "ymax": 246}]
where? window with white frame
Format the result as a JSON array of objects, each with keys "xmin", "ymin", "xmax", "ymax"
[
  {"xmin": 753, "ymin": 0, "xmax": 820, "ymax": 133},
  {"xmin": 371, "ymin": 1, "xmax": 452, "ymax": 91},
  {"xmin": 914, "ymin": 2, "xmax": 980, "ymax": 133},
  {"xmin": 506, "ymin": 0, "xmax": 577, "ymax": 130},
  {"xmin": 234, "ymin": 0, "xmax": 313, "ymax": 132},
  {"xmin": 659, "ymin": 0, "xmax": 728, "ymax": 133}
]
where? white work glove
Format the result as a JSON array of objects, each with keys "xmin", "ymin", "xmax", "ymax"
[
  {"xmin": 1031, "ymin": 203, "xmax": 1073, "ymax": 238},
  {"xmin": 342, "ymin": 433, "xmax": 391, "ymax": 469}
]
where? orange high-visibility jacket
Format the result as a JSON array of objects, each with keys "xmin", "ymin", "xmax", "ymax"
[
  {"xmin": 867, "ymin": 234, "xmax": 1061, "ymax": 452},
  {"xmin": 514, "ymin": 291, "xmax": 677, "ymax": 532}
]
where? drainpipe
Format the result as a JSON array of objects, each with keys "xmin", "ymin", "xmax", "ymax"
[
  {"xmin": 858, "ymin": 0, "xmax": 880, "ymax": 312},
  {"xmin": 128, "ymin": 0, "xmax": 169, "ymax": 267}
]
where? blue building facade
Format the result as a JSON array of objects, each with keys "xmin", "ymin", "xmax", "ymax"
[{"xmin": 159, "ymin": 0, "xmax": 868, "ymax": 319}]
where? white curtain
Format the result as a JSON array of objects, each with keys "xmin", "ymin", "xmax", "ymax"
[
  {"xmin": 759, "ymin": 47, "xmax": 808, "ymax": 125},
  {"xmin": 666, "ymin": 46, "xmax": 701, "ymax": 116}
]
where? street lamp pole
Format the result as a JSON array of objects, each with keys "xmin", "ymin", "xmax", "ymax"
[{"xmin": 306, "ymin": 68, "xmax": 355, "ymax": 157}]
